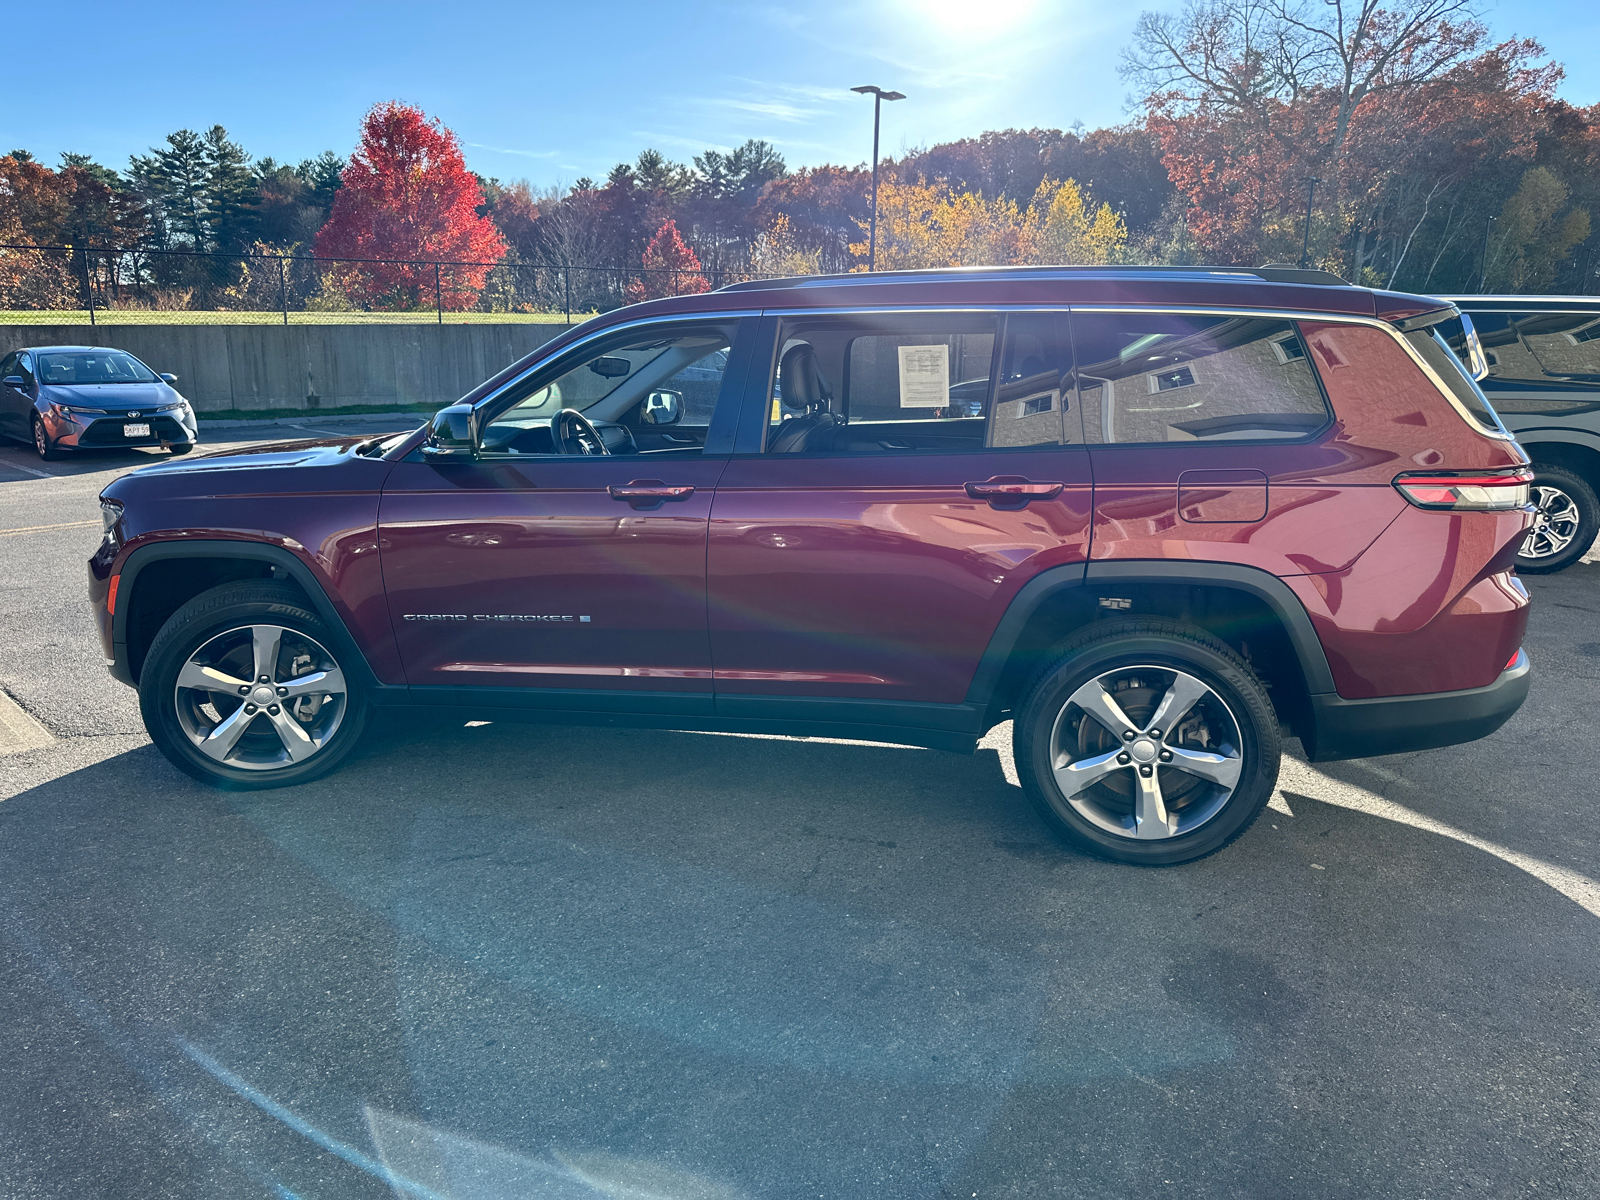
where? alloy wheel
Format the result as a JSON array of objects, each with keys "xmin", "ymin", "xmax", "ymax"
[
  {"xmin": 172, "ymin": 624, "xmax": 347, "ymax": 770},
  {"xmin": 1049, "ymin": 665, "xmax": 1244, "ymax": 840},
  {"xmin": 1522, "ymin": 484, "xmax": 1582, "ymax": 561}
]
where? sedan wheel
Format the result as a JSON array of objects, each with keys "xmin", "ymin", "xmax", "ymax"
[{"xmin": 32, "ymin": 415, "xmax": 62, "ymax": 461}]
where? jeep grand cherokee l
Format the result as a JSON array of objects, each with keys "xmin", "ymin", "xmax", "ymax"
[{"xmin": 88, "ymin": 266, "xmax": 1534, "ymax": 865}]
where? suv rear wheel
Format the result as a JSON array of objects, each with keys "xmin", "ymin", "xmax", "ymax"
[
  {"xmin": 139, "ymin": 581, "xmax": 368, "ymax": 789},
  {"xmin": 1014, "ymin": 619, "xmax": 1281, "ymax": 866},
  {"xmin": 1516, "ymin": 465, "xmax": 1598, "ymax": 574}
]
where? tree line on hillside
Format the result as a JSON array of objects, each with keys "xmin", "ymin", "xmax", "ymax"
[{"xmin": 1, "ymin": 0, "xmax": 1597, "ymax": 314}]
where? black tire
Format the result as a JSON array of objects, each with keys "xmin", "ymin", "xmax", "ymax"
[
  {"xmin": 168, "ymin": 443, "xmax": 195, "ymax": 456},
  {"xmin": 139, "ymin": 581, "xmax": 369, "ymax": 790},
  {"xmin": 1516, "ymin": 465, "xmax": 1598, "ymax": 574},
  {"xmin": 1013, "ymin": 618, "xmax": 1281, "ymax": 866},
  {"xmin": 32, "ymin": 414, "xmax": 63, "ymax": 461}
]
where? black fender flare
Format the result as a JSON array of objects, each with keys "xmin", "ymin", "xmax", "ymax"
[
  {"xmin": 112, "ymin": 539, "xmax": 392, "ymax": 696},
  {"xmin": 963, "ymin": 560, "xmax": 1337, "ymax": 715}
]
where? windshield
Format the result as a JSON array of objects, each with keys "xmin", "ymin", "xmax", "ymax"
[{"xmin": 35, "ymin": 350, "xmax": 160, "ymax": 385}]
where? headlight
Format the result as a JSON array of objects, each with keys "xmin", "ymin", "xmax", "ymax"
[
  {"xmin": 100, "ymin": 498, "xmax": 124, "ymax": 535},
  {"xmin": 156, "ymin": 402, "xmax": 186, "ymax": 413},
  {"xmin": 52, "ymin": 403, "xmax": 109, "ymax": 416}
]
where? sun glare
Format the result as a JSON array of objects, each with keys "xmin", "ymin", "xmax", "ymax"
[{"xmin": 908, "ymin": 0, "xmax": 1038, "ymax": 39}]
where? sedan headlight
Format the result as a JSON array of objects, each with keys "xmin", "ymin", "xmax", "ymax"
[
  {"xmin": 155, "ymin": 401, "xmax": 186, "ymax": 413},
  {"xmin": 52, "ymin": 402, "xmax": 109, "ymax": 416}
]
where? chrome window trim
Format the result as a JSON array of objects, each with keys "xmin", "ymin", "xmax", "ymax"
[
  {"xmin": 469, "ymin": 309, "xmax": 761, "ymax": 418},
  {"xmin": 1067, "ymin": 304, "xmax": 1516, "ymax": 441},
  {"xmin": 757, "ymin": 302, "xmax": 1516, "ymax": 442}
]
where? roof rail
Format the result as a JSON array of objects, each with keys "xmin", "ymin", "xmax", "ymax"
[{"xmin": 718, "ymin": 264, "xmax": 1352, "ymax": 293}]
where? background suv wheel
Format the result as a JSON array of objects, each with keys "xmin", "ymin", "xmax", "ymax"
[
  {"xmin": 1515, "ymin": 465, "xmax": 1599, "ymax": 574},
  {"xmin": 138, "ymin": 581, "xmax": 368, "ymax": 789},
  {"xmin": 1014, "ymin": 619, "xmax": 1281, "ymax": 866}
]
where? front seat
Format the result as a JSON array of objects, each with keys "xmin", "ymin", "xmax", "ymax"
[{"xmin": 768, "ymin": 343, "xmax": 843, "ymax": 453}]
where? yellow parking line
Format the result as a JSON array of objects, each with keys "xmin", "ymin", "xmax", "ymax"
[{"xmin": 0, "ymin": 519, "xmax": 100, "ymax": 537}]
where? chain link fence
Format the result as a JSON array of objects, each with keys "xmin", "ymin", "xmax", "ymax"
[{"xmin": 0, "ymin": 244, "xmax": 791, "ymax": 325}]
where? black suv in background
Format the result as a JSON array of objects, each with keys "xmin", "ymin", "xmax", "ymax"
[{"xmin": 1447, "ymin": 297, "xmax": 1600, "ymax": 572}]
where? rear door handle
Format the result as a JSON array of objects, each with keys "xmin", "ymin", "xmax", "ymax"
[
  {"xmin": 964, "ymin": 475, "xmax": 1064, "ymax": 509},
  {"xmin": 608, "ymin": 479, "xmax": 695, "ymax": 510}
]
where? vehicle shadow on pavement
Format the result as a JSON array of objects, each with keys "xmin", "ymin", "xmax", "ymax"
[{"xmin": 2, "ymin": 721, "xmax": 1598, "ymax": 1199}]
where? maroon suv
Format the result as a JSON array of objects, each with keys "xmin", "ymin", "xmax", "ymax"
[{"xmin": 89, "ymin": 266, "xmax": 1533, "ymax": 864}]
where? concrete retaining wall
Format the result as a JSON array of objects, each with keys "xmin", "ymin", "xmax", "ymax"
[{"xmin": 0, "ymin": 323, "xmax": 568, "ymax": 413}]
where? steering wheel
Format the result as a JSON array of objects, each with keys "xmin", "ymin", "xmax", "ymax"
[{"xmin": 552, "ymin": 407, "xmax": 610, "ymax": 455}]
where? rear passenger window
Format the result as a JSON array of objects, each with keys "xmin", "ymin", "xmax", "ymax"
[
  {"xmin": 1072, "ymin": 314, "xmax": 1331, "ymax": 444},
  {"xmin": 764, "ymin": 314, "xmax": 998, "ymax": 454}
]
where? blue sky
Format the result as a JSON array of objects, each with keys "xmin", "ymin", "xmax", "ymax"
[{"xmin": 5, "ymin": 1, "xmax": 1597, "ymax": 187}]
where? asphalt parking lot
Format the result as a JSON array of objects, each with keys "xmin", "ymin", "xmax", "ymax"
[{"xmin": 2, "ymin": 429, "xmax": 1599, "ymax": 1199}]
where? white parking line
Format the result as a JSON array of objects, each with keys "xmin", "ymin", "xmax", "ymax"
[
  {"xmin": 0, "ymin": 690, "xmax": 52, "ymax": 755},
  {"xmin": 0, "ymin": 460, "xmax": 56, "ymax": 479}
]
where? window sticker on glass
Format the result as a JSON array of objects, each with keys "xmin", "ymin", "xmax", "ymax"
[{"xmin": 898, "ymin": 344, "xmax": 950, "ymax": 408}]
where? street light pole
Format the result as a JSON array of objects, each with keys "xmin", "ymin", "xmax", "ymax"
[
  {"xmin": 1298, "ymin": 176, "xmax": 1321, "ymax": 269},
  {"xmin": 1479, "ymin": 215, "xmax": 1496, "ymax": 293},
  {"xmin": 852, "ymin": 85, "xmax": 905, "ymax": 272}
]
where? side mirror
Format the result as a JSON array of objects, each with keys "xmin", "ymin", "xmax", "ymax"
[
  {"xmin": 422, "ymin": 403, "xmax": 477, "ymax": 458},
  {"xmin": 159, "ymin": 372, "xmax": 178, "ymax": 385},
  {"xmin": 588, "ymin": 356, "xmax": 632, "ymax": 379},
  {"xmin": 641, "ymin": 389, "xmax": 683, "ymax": 426},
  {"xmin": 2, "ymin": 376, "xmax": 25, "ymax": 389}
]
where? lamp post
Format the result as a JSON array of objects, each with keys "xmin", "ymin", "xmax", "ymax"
[
  {"xmin": 1298, "ymin": 176, "xmax": 1321, "ymax": 269},
  {"xmin": 852, "ymin": 85, "xmax": 905, "ymax": 271},
  {"xmin": 1479, "ymin": 215, "xmax": 1496, "ymax": 293}
]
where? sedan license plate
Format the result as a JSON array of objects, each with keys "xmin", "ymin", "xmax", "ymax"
[{"xmin": 123, "ymin": 422, "xmax": 150, "ymax": 437}]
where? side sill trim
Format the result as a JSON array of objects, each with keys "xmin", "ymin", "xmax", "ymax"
[
  {"xmin": 714, "ymin": 693, "xmax": 985, "ymax": 734},
  {"xmin": 408, "ymin": 685, "xmax": 714, "ymax": 717},
  {"xmin": 401, "ymin": 704, "xmax": 978, "ymax": 754}
]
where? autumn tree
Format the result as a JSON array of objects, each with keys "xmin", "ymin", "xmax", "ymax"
[
  {"xmin": 750, "ymin": 214, "xmax": 823, "ymax": 278},
  {"xmin": 314, "ymin": 102, "xmax": 506, "ymax": 310},
  {"xmin": 625, "ymin": 219, "xmax": 710, "ymax": 302}
]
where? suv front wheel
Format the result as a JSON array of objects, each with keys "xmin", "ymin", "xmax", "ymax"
[
  {"xmin": 1014, "ymin": 619, "xmax": 1281, "ymax": 865},
  {"xmin": 139, "ymin": 581, "xmax": 368, "ymax": 789}
]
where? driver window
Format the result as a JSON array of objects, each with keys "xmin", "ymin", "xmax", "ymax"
[{"xmin": 480, "ymin": 322, "xmax": 735, "ymax": 456}]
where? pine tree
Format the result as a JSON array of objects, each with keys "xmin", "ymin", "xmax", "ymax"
[
  {"xmin": 129, "ymin": 129, "xmax": 210, "ymax": 249},
  {"xmin": 202, "ymin": 125, "xmax": 257, "ymax": 252}
]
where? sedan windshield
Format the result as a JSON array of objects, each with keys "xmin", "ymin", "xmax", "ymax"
[{"xmin": 36, "ymin": 350, "xmax": 159, "ymax": 385}]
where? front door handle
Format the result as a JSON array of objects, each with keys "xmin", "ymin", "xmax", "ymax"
[
  {"xmin": 608, "ymin": 479, "xmax": 696, "ymax": 510},
  {"xmin": 964, "ymin": 475, "xmax": 1065, "ymax": 509}
]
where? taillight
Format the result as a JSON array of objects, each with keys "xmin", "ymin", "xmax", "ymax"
[{"xmin": 1393, "ymin": 468, "xmax": 1533, "ymax": 511}]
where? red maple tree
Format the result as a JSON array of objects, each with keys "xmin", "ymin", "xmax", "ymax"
[
  {"xmin": 314, "ymin": 102, "xmax": 506, "ymax": 309},
  {"xmin": 625, "ymin": 219, "xmax": 710, "ymax": 302}
]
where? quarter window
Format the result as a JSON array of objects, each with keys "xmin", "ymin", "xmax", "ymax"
[{"xmin": 1072, "ymin": 314, "xmax": 1331, "ymax": 444}]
